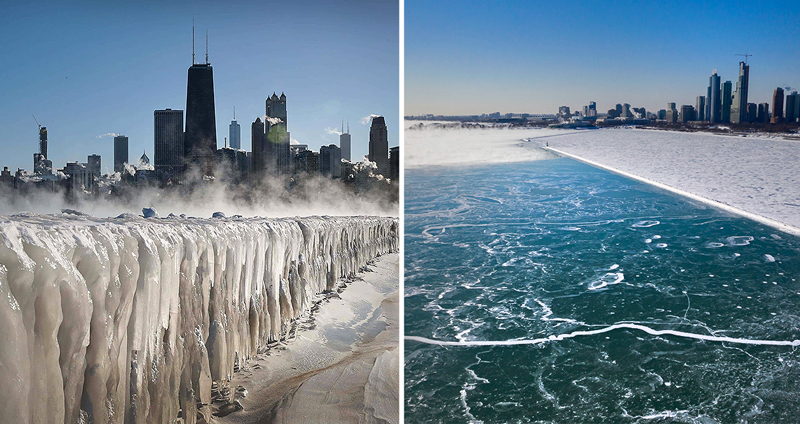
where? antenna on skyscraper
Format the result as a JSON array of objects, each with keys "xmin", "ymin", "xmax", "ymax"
[
  {"xmin": 342, "ymin": 120, "xmax": 344, "ymax": 133},
  {"xmin": 347, "ymin": 120, "xmax": 349, "ymax": 133},
  {"xmin": 233, "ymin": 106, "xmax": 236, "ymax": 120},
  {"xmin": 205, "ymin": 30, "xmax": 209, "ymax": 64},
  {"xmin": 192, "ymin": 18, "xmax": 195, "ymax": 64}
]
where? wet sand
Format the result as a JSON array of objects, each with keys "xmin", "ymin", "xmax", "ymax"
[{"xmin": 215, "ymin": 253, "xmax": 399, "ymax": 424}]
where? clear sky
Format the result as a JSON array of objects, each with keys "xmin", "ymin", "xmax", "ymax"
[
  {"xmin": 405, "ymin": 0, "xmax": 800, "ymax": 116},
  {"xmin": 0, "ymin": 0, "xmax": 399, "ymax": 174}
]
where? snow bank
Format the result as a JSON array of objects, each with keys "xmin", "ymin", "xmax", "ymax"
[
  {"xmin": 0, "ymin": 214, "xmax": 397, "ymax": 424},
  {"xmin": 404, "ymin": 121, "xmax": 569, "ymax": 168}
]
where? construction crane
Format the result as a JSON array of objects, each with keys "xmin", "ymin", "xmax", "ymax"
[
  {"xmin": 32, "ymin": 114, "xmax": 41, "ymax": 130},
  {"xmin": 735, "ymin": 53, "xmax": 752, "ymax": 64}
]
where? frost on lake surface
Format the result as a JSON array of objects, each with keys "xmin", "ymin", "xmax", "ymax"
[
  {"xmin": 0, "ymin": 213, "xmax": 397, "ymax": 424},
  {"xmin": 545, "ymin": 128, "xmax": 800, "ymax": 230}
]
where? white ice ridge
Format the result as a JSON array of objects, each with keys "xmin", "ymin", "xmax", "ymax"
[
  {"xmin": 406, "ymin": 323, "xmax": 800, "ymax": 348},
  {"xmin": 0, "ymin": 214, "xmax": 397, "ymax": 424}
]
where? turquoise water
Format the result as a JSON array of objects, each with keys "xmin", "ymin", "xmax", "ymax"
[{"xmin": 404, "ymin": 157, "xmax": 800, "ymax": 423}]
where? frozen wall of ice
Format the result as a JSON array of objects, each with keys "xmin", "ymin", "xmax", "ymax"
[{"xmin": 0, "ymin": 214, "xmax": 398, "ymax": 424}]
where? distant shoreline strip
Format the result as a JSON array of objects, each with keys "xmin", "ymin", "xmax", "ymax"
[
  {"xmin": 405, "ymin": 323, "xmax": 800, "ymax": 348},
  {"xmin": 542, "ymin": 146, "xmax": 800, "ymax": 238}
]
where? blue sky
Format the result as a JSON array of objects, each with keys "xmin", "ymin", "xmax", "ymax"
[
  {"xmin": 0, "ymin": 0, "xmax": 399, "ymax": 174},
  {"xmin": 405, "ymin": 0, "xmax": 800, "ymax": 116}
]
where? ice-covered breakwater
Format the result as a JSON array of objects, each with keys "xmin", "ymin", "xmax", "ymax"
[{"xmin": 0, "ymin": 214, "xmax": 397, "ymax": 424}]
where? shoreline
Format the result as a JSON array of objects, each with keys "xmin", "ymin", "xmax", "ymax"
[
  {"xmin": 543, "ymin": 146, "xmax": 800, "ymax": 237},
  {"xmin": 215, "ymin": 253, "xmax": 399, "ymax": 424}
]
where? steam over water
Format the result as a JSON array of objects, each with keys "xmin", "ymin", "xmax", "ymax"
[{"xmin": 404, "ymin": 158, "xmax": 800, "ymax": 423}]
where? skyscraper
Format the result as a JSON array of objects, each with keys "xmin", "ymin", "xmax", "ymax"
[
  {"xmin": 340, "ymin": 121, "xmax": 352, "ymax": 161},
  {"xmin": 369, "ymin": 116, "xmax": 389, "ymax": 175},
  {"xmin": 787, "ymin": 92, "xmax": 800, "ymax": 123},
  {"xmin": 730, "ymin": 61, "xmax": 749, "ymax": 123},
  {"xmin": 721, "ymin": 81, "xmax": 733, "ymax": 123},
  {"xmin": 87, "ymin": 154, "xmax": 101, "ymax": 176},
  {"xmin": 747, "ymin": 103, "xmax": 757, "ymax": 124},
  {"xmin": 184, "ymin": 33, "xmax": 217, "ymax": 175},
  {"xmin": 113, "ymin": 135, "xmax": 128, "ymax": 173},
  {"xmin": 707, "ymin": 71, "xmax": 721, "ymax": 123},
  {"xmin": 39, "ymin": 126, "xmax": 48, "ymax": 158},
  {"xmin": 389, "ymin": 145, "xmax": 399, "ymax": 182},
  {"xmin": 251, "ymin": 117, "xmax": 268, "ymax": 174},
  {"xmin": 154, "ymin": 109, "xmax": 185, "ymax": 175},
  {"xmin": 772, "ymin": 87, "xmax": 784, "ymax": 123},
  {"xmin": 266, "ymin": 93, "xmax": 290, "ymax": 175},
  {"xmin": 757, "ymin": 103, "xmax": 769, "ymax": 123},
  {"xmin": 696, "ymin": 96, "xmax": 706, "ymax": 121},
  {"xmin": 319, "ymin": 144, "xmax": 342, "ymax": 178},
  {"xmin": 229, "ymin": 108, "xmax": 241, "ymax": 150}
]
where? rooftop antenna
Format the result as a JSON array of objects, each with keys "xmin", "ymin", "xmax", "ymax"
[
  {"xmin": 347, "ymin": 119, "xmax": 349, "ymax": 133},
  {"xmin": 192, "ymin": 17, "xmax": 195, "ymax": 64},
  {"xmin": 341, "ymin": 120, "xmax": 344, "ymax": 133},
  {"xmin": 205, "ymin": 30, "xmax": 209, "ymax": 64},
  {"xmin": 233, "ymin": 106, "xmax": 236, "ymax": 120},
  {"xmin": 225, "ymin": 136, "xmax": 227, "ymax": 148},
  {"xmin": 735, "ymin": 53, "xmax": 752, "ymax": 64}
]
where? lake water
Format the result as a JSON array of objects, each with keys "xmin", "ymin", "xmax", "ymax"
[{"xmin": 404, "ymin": 156, "xmax": 800, "ymax": 423}]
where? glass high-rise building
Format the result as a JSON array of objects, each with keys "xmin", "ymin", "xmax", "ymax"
[
  {"xmin": 707, "ymin": 72, "xmax": 721, "ymax": 123},
  {"xmin": 721, "ymin": 81, "xmax": 733, "ymax": 123},
  {"xmin": 730, "ymin": 62, "xmax": 749, "ymax": 123},
  {"xmin": 772, "ymin": 87, "xmax": 784, "ymax": 123},
  {"xmin": 185, "ymin": 61, "xmax": 217, "ymax": 175},
  {"xmin": 154, "ymin": 109, "xmax": 184, "ymax": 175},
  {"xmin": 340, "ymin": 121, "xmax": 352, "ymax": 161},
  {"xmin": 114, "ymin": 135, "xmax": 128, "ymax": 173},
  {"xmin": 229, "ymin": 112, "xmax": 241, "ymax": 150},
  {"xmin": 369, "ymin": 116, "xmax": 389, "ymax": 176}
]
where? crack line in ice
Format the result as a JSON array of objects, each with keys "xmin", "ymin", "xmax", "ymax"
[{"xmin": 406, "ymin": 323, "xmax": 800, "ymax": 347}]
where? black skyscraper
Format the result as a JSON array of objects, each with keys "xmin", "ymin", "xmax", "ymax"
[
  {"xmin": 369, "ymin": 116, "xmax": 389, "ymax": 176},
  {"xmin": 184, "ymin": 43, "xmax": 217, "ymax": 175},
  {"xmin": 114, "ymin": 135, "xmax": 128, "ymax": 173}
]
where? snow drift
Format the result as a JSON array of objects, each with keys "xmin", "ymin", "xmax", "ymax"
[{"xmin": 0, "ymin": 214, "xmax": 398, "ymax": 424}]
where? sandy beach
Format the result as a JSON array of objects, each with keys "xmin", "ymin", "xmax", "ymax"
[{"xmin": 214, "ymin": 253, "xmax": 399, "ymax": 424}]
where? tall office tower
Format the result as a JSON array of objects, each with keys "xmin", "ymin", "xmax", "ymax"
[
  {"xmin": 730, "ymin": 61, "xmax": 750, "ymax": 123},
  {"xmin": 154, "ymin": 109, "xmax": 185, "ymax": 175},
  {"xmin": 113, "ymin": 135, "xmax": 128, "ymax": 173},
  {"xmin": 266, "ymin": 93, "xmax": 288, "ymax": 127},
  {"xmin": 772, "ymin": 87, "xmax": 784, "ymax": 123},
  {"xmin": 696, "ymin": 96, "xmax": 706, "ymax": 121},
  {"xmin": 589, "ymin": 101, "xmax": 596, "ymax": 113},
  {"xmin": 184, "ymin": 33, "xmax": 217, "ymax": 175},
  {"xmin": 787, "ymin": 92, "xmax": 800, "ymax": 123},
  {"xmin": 87, "ymin": 154, "xmax": 101, "ymax": 176},
  {"xmin": 229, "ymin": 108, "xmax": 241, "ymax": 150},
  {"xmin": 266, "ymin": 92, "xmax": 290, "ymax": 174},
  {"xmin": 251, "ymin": 117, "xmax": 267, "ymax": 174},
  {"xmin": 369, "ymin": 116, "xmax": 389, "ymax": 175},
  {"xmin": 340, "ymin": 121, "xmax": 352, "ymax": 161},
  {"xmin": 680, "ymin": 105, "xmax": 695, "ymax": 123},
  {"xmin": 622, "ymin": 103, "xmax": 632, "ymax": 118},
  {"xmin": 746, "ymin": 103, "xmax": 758, "ymax": 123},
  {"xmin": 667, "ymin": 102, "xmax": 676, "ymax": 111},
  {"xmin": 389, "ymin": 145, "xmax": 399, "ymax": 182},
  {"xmin": 721, "ymin": 81, "xmax": 733, "ymax": 123},
  {"xmin": 39, "ymin": 126, "xmax": 48, "ymax": 158},
  {"xmin": 708, "ymin": 71, "xmax": 721, "ymax": 123},
  {"xmin": 658, "ymin": 109, "xmax": 667, "ymax": 120},
  {"xmin": 757, "ymin": 103, "xmax": 769, "ymax": 123},
  {"xmin": 319, "ymin": 144, "xmax": 342, "ymax": 178},
  {"xmin": 792, "ymin": 93, "xmax": 800, "ymax": 122}
]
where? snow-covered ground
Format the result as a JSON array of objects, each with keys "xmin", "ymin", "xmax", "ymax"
[
  {"xmin": 0, "ymin": 213, "xmax": 397, "ymax": 424},
  {"xmin": 404, "ymin": 120, "xmax": 571, "ymax": 168},
  {"xmin": 543, "ymin": 128, "xmax": 800, "ymax": 231}
]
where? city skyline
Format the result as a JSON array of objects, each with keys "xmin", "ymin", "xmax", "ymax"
[
  {"xmin": 0, "ymin": 0, "xmax": 399, "ymax": 174},
  {"xmin": 405, "ymin": 0, "xmax": 800, "ymax": 116}
]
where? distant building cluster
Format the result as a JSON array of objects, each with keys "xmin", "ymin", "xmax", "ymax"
[{"xmin": 2, "ymin": 32, "xmax": 399, "ymax": 198}]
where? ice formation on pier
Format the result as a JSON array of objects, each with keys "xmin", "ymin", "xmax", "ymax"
[{"xmin": 0, "ymin": 213, "xmax": 397, "ymax": 424}]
